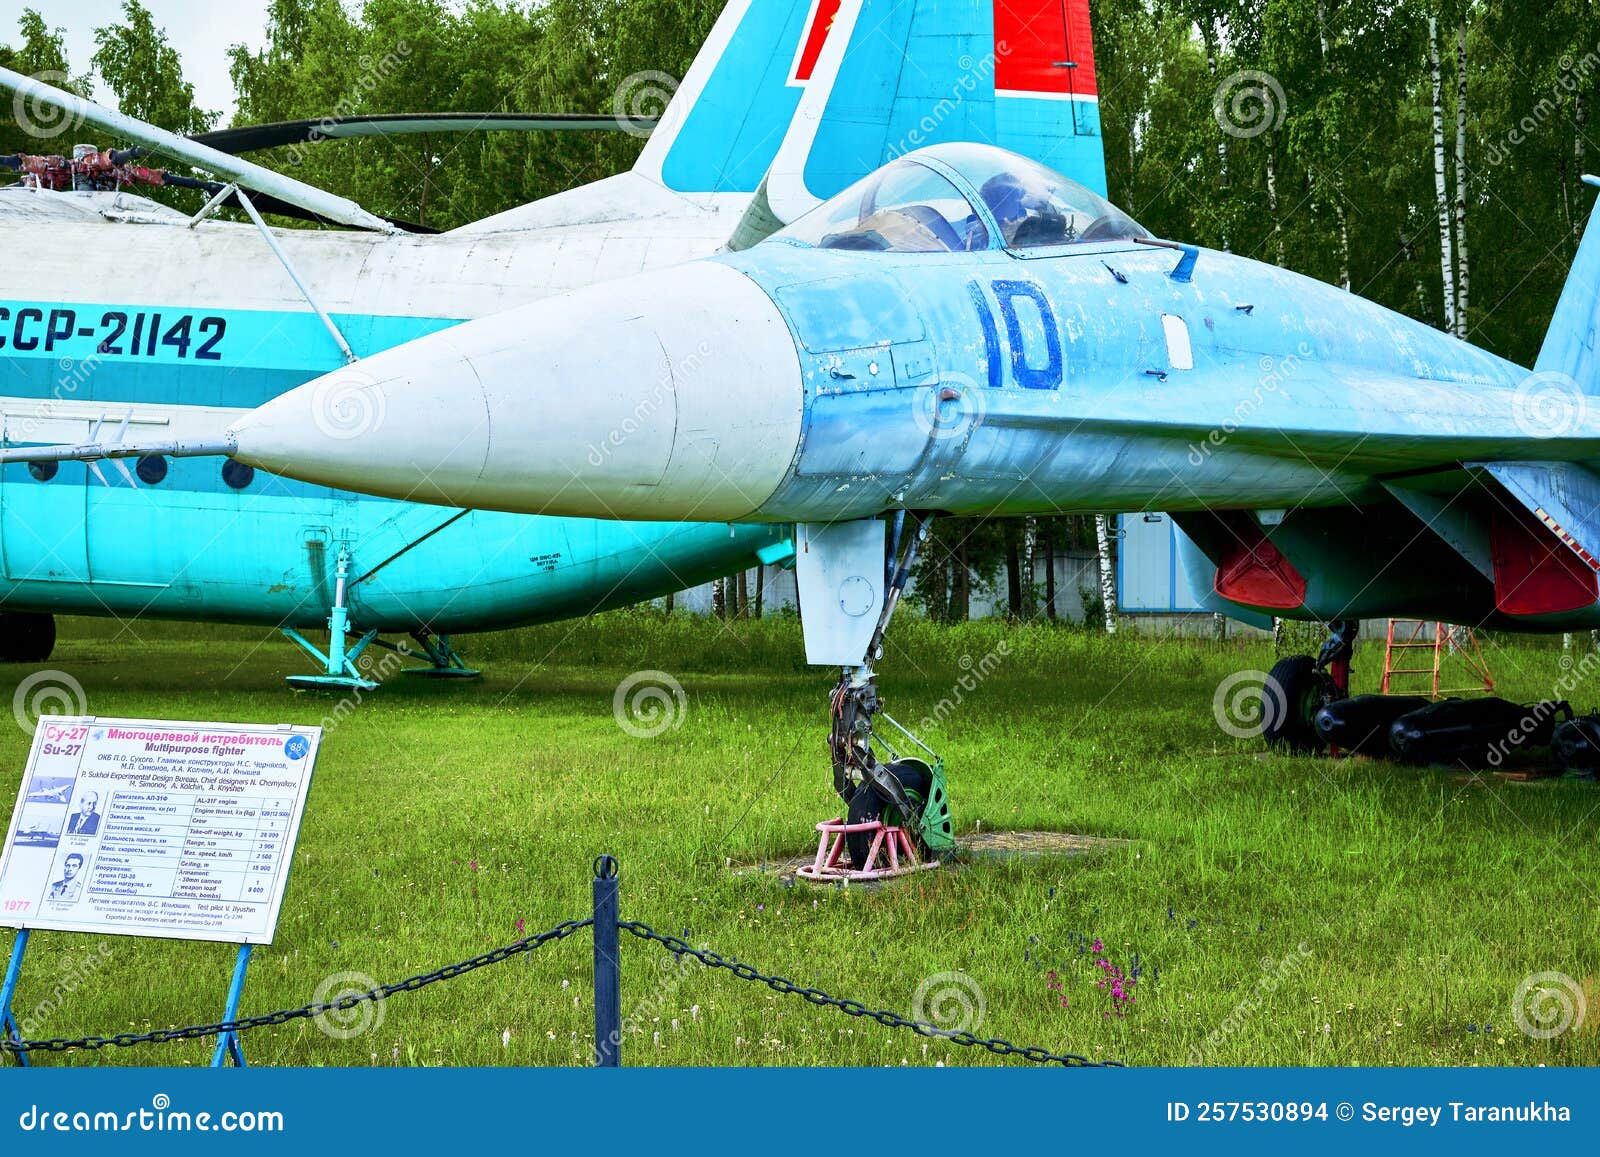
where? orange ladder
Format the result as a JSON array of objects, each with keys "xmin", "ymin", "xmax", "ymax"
[{"xmin": 1381, "ymin": 620, "xmax": 1494, "ymax": 698}]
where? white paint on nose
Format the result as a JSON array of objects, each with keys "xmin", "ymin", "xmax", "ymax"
[{"xmin": 231, "ymin": 262, "xmax": 804, "ymax": 521}]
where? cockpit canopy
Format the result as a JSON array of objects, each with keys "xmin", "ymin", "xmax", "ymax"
[{"xmin": 774, "ymin": 142, "xmax": 1150, "ymax": 254}]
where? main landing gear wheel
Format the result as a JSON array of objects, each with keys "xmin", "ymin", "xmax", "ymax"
[
  {"xmin": 0, "ymin": 613, "xmax": 56, "ymax": 664},
  {"xmin": 1262, "ymin": 655, "xmax": 1335, "ymax": 754},
  {"xmin": 1264, "ymin": 620, "xmax": 1358, "ymax": 754}
]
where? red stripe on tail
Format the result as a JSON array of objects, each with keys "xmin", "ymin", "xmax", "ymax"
[{"xmin": 793, "ymin": 0, "xmax": 844, "ymax": 83}]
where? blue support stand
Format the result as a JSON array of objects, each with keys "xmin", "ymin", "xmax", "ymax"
[
  {"xmin": 592, "ymin": 855, "xmax": 621, "ymax": 1067},
  {"xmin": 210, "ymin": 944, "xmax": 253, "ymax": 1068},
  {"xmin": 2, "ymin": 930, "xmax": 31, "ymax": 1067}
]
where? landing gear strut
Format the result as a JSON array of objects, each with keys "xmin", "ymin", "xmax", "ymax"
[
  {"xmin": 283, "ymin": 545, "xmax": 480, "ymax": 691},
  {"xmin": 1264, "ymin": 619, "xmax": 1357, "ymax": 753},
  {"xmin": 798, "ymin": 515, "xmax": 955, "ymax": 882}
]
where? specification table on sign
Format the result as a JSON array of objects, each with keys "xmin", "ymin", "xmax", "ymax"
[
  {"xmin": 94, "ymin": 791, "xmax": 295, "ymax": 905},
  {"xmin": 0, "ymin": 717, "xmax": 322, "ymax": 944}
]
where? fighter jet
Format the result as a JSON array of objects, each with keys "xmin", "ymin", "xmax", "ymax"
[{"xmin": 68, "ymin": 1, "xmax": 1590, "ymax": 860}]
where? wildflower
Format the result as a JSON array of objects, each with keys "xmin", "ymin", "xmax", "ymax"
[
  {"xmin": 502, "ymin": 1029, "xmax": 511, "ymax": 1048},
  {"xmin": 515, "ymin": 919, "xmax": 525, "ymax": 935}
]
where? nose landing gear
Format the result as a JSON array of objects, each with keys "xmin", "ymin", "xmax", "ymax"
[{"xmin": 796, "ymin": 516, "xmax": 956, "ymax": 883}]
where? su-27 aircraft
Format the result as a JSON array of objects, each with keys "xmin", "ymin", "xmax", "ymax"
[
  {"xmin": 0, "ymin": 0, "xmax": 1109, "ymax": 689},
  {"xmin": 6, "ymin": 0, "xmax": 1326, "ymax": 871},
  {"xmin": 213, "ymin": 114, "xmax": 1600, "ymax": 854}
]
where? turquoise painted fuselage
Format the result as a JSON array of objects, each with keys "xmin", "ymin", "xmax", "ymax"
[{"xmin": 0, "ymin": 302, "xmax": 784, "ymax": 633}]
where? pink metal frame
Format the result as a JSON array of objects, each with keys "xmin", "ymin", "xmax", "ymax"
[{"xmin": 795, "ymin": 818, "xmax": 941, "ymax": 883}]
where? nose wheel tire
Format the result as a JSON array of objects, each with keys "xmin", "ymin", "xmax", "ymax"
[
  {"xmin": 845, "ymin": 761, "xmax": 933, "ymax": 867},
  {"xmin": 0, "ymin": 613, "xmax": 56, "ymax": 664}
]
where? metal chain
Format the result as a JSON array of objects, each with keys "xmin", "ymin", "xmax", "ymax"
[
  {"xmin": 620, "ymin": 921, "xmax": 1122, "ymax": 1068},
  {"xmin": 1, "ymin": 918, "xmax": 592, "ymax": 1056}
]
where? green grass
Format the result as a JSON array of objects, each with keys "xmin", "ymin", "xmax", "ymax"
[{"xmin": 2, "ymin": 613, "xmax": 1598, "ymax": 1068}]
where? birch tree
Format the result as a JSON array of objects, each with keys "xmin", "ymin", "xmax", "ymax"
[
  {"xmin": 1430, "ymin": 15, "xmax": 1459, "ymax": 334},
  {"xmin": 1094, "ymin": 516, "xmax": 1119, "ymax": 635},
  {"xmin": 1454, "ymin": 21, "xmax": 1470, "ymax": 337}
]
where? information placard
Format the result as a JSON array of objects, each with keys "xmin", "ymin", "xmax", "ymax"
[{"xmin": 0, "ymin": 716, "xmax": 321, "ymax": 945}]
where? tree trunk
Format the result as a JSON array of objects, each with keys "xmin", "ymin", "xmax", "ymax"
[
  {"xmin": 1042, "ymin": 520, "xmax": 1058, "ymax": 621},
  {"xmin": 950, "ymin": 540, "xmax": 971, "ymax": 623},
  {"xmin": 736, "ymin": 569, "xmax": 750, "ymax": 619},
  {"xmin": 1453, "ymin": 22, "xmax": 1470, "ymax": 338},
  {"xmin": 1094, "ymin": 515, "xmax": 1118, "ymax": 635},
  {"xmin": 1201, "ymin": 17, "xmax": 1231, "ymax": 252},
  {"xmin": 1004, "ymin": 522, "xmax": 1023, "ymax": 620},
  {"xmin": 753, "ymin": 566, "xmax": 764, "ymax": 619},
  {"xmin": 1266, "ymin": 142, "xmax": 1286, "ymax": 267},
  {"xmin": 1335, "ymin": 203, "xmax": 1352, "ymax": 292},
  {"xmin": 712, "ymin": 577, "xmax": 726, "ymax": 619},
  {"xmin": 1577, "ymin": 92, "xmax": 1587, "ymax": 238},
  {"xmin": 1313, "ymin": 2, "xmax": 1349, "ymax": 291},
  {"xmin": 1430, "ymin": 17, "xmax": 1458, "ymax": 334},
  {"xmin": 1022, "ymin": 517, "xmax": 1038, "ymax": 619},
  {"xmin": 664, "ymin": 590, "xmax": 675, "ymax": 615}
]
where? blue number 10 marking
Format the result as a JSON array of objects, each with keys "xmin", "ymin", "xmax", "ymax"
[{"xmin": 968, "ymin": 280, "xmax": 1063, "ymax": 391}]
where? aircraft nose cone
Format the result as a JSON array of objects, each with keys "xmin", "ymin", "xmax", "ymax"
[
  {"xmin": 230, "ymin": 261, "xmax": 804, "ymax": 521},
  {"xmin": 232, "ymin": 344, "xmax": 491, "ymax": 506}
]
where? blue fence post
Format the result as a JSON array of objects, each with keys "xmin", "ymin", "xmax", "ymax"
[
  {"xmin": 2, "ymin": 929, "xmax": 31, "ymax": 1068},
  {"xmin": 592, "ymin": 854, "xmax": 621, "ymax": 1067},
  {"xmin": 211, "ymin": 944, "xmax": 253, "ymax": 1068}
]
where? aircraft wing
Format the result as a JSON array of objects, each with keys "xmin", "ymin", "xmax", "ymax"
[{"xmin": 1021, "ymin": 365, "xmax": 1600, "ymax": 473}]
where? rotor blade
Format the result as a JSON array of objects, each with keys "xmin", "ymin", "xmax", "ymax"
[
  {"xmin": 192, "ymin": 113, "xmax": 658, "ymax": 156},
  {"xmin": 0, "ymin": 65, "xmax": 398, "ymax": 233}
]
